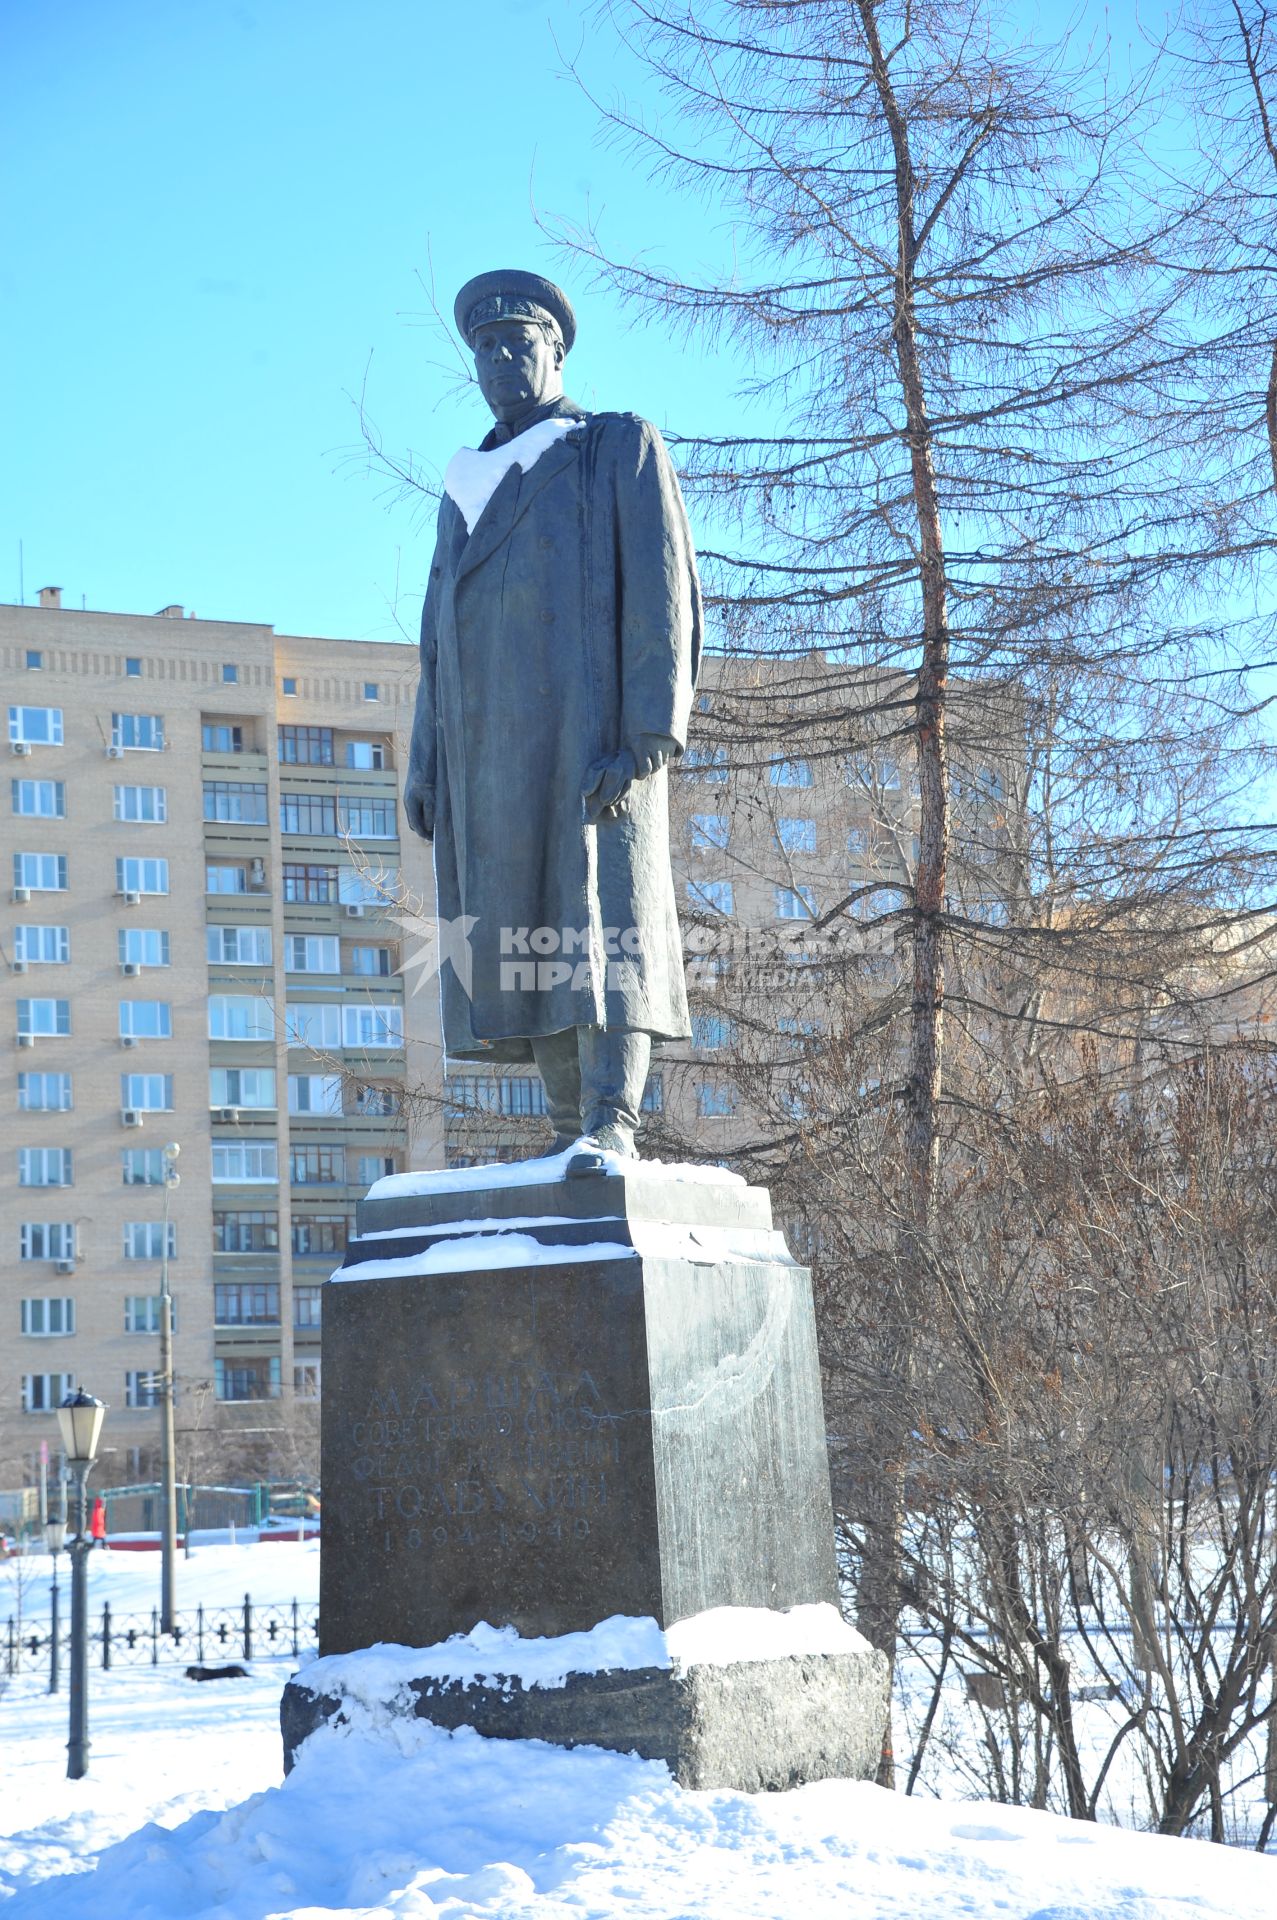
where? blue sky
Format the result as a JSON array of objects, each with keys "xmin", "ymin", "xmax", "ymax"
[{"xmin": 2, "ymin": 0, "xmax": 1154, "ymax": 645}]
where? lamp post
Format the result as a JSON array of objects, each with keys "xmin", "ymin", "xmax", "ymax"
[
  {"xmin": 158, "ymin": 1141, "xmax": 180, "ymax": 1632},
  {"xmin": 56, "ymin": 1389, "xmax": 105, "ymax": 1781},
  {"xmin": 45, "ymin": 1500, "xmax": 66, "ymax": 1695}
]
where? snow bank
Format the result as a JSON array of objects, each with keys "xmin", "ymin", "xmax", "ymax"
[
  {"xmin": 6, "ymin": 1697, "xmax": 1273, "ymax": 1920},
  {"xmin": 444, "ymin": 417, "xmax": 577, "ymax": 533}
]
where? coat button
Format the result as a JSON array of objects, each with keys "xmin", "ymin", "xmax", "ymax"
[
  {"xmin": 538, "ymin": 536, "xmax": 553, "ymax": 550},
  {"xmin": 539, "ymin": 609, "xmax": 555, "ymax": 624}
]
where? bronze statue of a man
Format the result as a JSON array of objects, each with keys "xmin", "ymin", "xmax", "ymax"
[{"xmin": 404, "ymin": 269, "xmax": 703, "ymax": 1165}]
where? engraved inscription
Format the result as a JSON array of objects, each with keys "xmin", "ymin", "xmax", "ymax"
[{"xmin": 345, "ymin": 1367, "xmax": 623, "ymax": 1555}]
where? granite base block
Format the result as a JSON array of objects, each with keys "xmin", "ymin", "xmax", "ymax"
[{"xmin": 280, "ymin": 1645, "xmax": 890, "ymax": 1792}]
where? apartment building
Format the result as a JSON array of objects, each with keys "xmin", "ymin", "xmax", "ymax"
[{"xmin": 0, "ymin": 594, "xmax": 438, "ymax": 1488}]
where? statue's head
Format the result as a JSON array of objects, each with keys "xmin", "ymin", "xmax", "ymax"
[{"xmin": 454, "ymin": 270, "xmax": 576, "ymax": 426}]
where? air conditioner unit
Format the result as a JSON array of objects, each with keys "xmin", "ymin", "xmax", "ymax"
[
  {"xmin": 344, "ymin": 903, "xmax": 365, "ymax": 918},
  {"xmin": 55, "ymin": 1258, "xmax": 76, "ymax": 1275},
  {"xmin": 121, "ymin": 1108, "xmax": 143, "ymax": 1127},
  {"xmin": 121, "ymin": 890, "xmax": 142, "ymax": 906},
  {"xmin": 121, "ymin": 961, "xmax": 141, "ymax": 977},
  {"xmin": 106, "ymin": 744, "xmax": 125, "ymax": 760},
  {"xmin": 11, "ymin": 740, "xmax": 32, "ymax": 757},
  {"xmin": 17, "ymin": 1033, "xmax": 35, "ymax": 1048},
  {"xmin": 11, "ymin": 958, "xmax": 27, "ymax": 974},
  {"xmin": 12, "ymin": 887, "xmax": 31, "ymax": 903},
  {"xmin": 218, "ymin": 1107, "xmax": 241, "ymax": 1124},
  {"xmin": 120, "ymin": 1034, "xmax": 137, "ymax": 1049}
]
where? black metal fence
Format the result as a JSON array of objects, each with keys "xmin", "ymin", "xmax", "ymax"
[{"xmin": 4, "ymin": 1594, "xmax": 318, "ymax": 1678}]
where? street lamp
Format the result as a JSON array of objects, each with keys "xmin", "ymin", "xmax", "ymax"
[
  {"xmin": 56, "ymin": 1389, "xmax": 105, "ymax": 1780},
  {"xmin": 158, "ymin": 1141, "xmax": 180, "ymax": 1632},
  {"xmin": 45, "ymin": 1497, "xmax": 66, "ymax": 1695}
]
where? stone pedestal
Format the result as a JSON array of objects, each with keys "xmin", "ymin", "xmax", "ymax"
[{"xmin": 296, "ymin": 1158, "xmax": 889, "ymax": 1788}]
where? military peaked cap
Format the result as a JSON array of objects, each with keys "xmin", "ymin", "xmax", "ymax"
[{"xmin": 454, "ymin": 269, "xmax": 577, "ymax": 353}]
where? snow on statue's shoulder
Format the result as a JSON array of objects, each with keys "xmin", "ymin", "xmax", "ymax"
[
  {"xmin": 366, "ymin": 1146, "xmax": 747, "ymax": 1203},
  {"xmin": 444, "ymin": 417, "xmax": 577, "ymax": 533}
]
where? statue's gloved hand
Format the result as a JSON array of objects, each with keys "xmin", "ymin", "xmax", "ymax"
[
  {"xmin": 404, "ymin": 779, "xmax": 436, "ymax": 841},
  {"xmin": 631, "ymin": 733, "xmax": 679, "ymax": 779},
  {"xmin": 582, "ymin": 749, "xmax": 637, "ymax": 824}
]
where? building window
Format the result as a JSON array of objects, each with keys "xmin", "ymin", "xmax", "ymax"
[
  {"xmin": 445, "ymin": 1074, "xmax": 547, "ymax": 1118},
  {"xmin": 206, "ymin": 925, "xmax": 272, "ymax": 965},
  {"xmin": 294, "ymin": 1361, "xmax": 321, "ymax": 1399},
  {"xmin": 215, "ymin": 1357, "xmax": 281, "ymax": 1402},
  {"xmin": 209, "ymin": 1067, "xmax": 277, "ymax": 1110},
  {"xmin": 21, "ymin": 1297, "xmax": 75, "ymax": 1337},
  {"xmin": 696, "ymin": 1081, "xmax": 738, "ymax": 1118},
  {"xmin": 291, "ymin": 1213, "xmax": 350, "ymax": 1255},
  {"xmin": 14, "ymin": 925, "xmax": 69, "ymax": 965},
  {"xmin": 203, "ymin": 780, "xmax": 268, "ymax": 824},
  {"xmin": 208, "ymin": 995, "xmax": 275, "ymax": 1042},
  {"xmin": 14, "ymin": 851, "xmax": 67, "ymax": 891},
  {"xmin": 776, "ymin": 817, "xmax": 817, "ymax": 854},
  {"xmin": 340, "ymin": 1002, "xmax": 404, "ymax": 1049},
  {"xmin": 690, "ymin": 814, "xmax": 729, "ymax": 851},
  {"xmin": 775, "ymin": 886, "xmax": 818, "ymax": 921},
  {"xmin": 280, "ymin": 791, "xmax": 338, "ymax": 835},
  {"xmin": 8, "ymin": 706, "xmax": 63, "ymax": 747},
  {"xmin": 282, "ymin": 863, "xmax": 339, "ymax": 903},
  {"xmin": 18, "ymin": 1147, "xmax": 73, "ymax": 1186},
  {"xmin": 18, "ymin": 1073, "xmax": 72, "ymax": 1111},
  {"xmin": 22, "ymin": 1372, "xmax": 76, "ymax": 1413},
  {"xmin": 353, "ymin": 1084, "xmax": 398, "ymax": 1116},
  {"xmin": 11, "ymin": 778, "xmax": 65, "ymax": 817},
  {"xmin": 124, "ymin": 1370, "xmax": 163, "ymax": 1409},
  {"xmin": 355, "ymin": 1152, "xmax": 397, "ymax": 1185},
  {"xmin": 124, "ymin": 1295, "xmax": 175, "ymax": 1333},
  {"xmin": 202, "ymin": 722, "xmax": 243, "ymax": 752},
  {"xmin": 212, "ymin": 1210, "xmax": 279, "ymax": 1253},
  {"xmin": 120, "ymin": 1073, "xmax": 175, "ymax": 1111},
  {"xmin": 339, "ymin": 866, "xmax": 398, "ymax": 908},
  {"xmin": 691, "ymin": 1014, "xmax": 736, "ymax": 1051},
  {"xmin": 119, "ymin": 927, "xmax": 170, "ymax": 968},
  {"xmin": 281, "ymin": 677, "xmax": 298, "ymax": 697},
  {"xmin": 116, "ymin": 856, "xmax": 169, "ymax": 895},
  {"xmin": 294, "ymin": 1285, "xmax": 323, "ymax": 1329},
  {"xmin": 20, "ymin": 1222, "xmax": 76, "ymax": 1261},
  {"xmin": 769, "ymin": 759, "xmax": 813, "ymax": 788},
  {"xmin": 122, "ymin": 1148, "xmax": 166, "ymax": 1185},
  {"xmin": 119, "ymin": 1001, "xmax": 172, "ymax": 1040},
  {"xmin": 853, "ymin": 885, "xmax": 907, "ymax": 922},
  {"xmin": 278, "ymin": 725, "xmax": 333, "ymax": 766},
  {"xmin": 344, "ymin": 740, "xmax": 386, "ymax": 770},
  {"xmin": 847, "ymin": 825, "xmax": 870, "ymax": 858},
  {"xmin": 285, "ymin": 934, "xmax": 340, "ymax": 973},
  {"xmin": 338, "ymin": 797, "xmax": 397, "ymax": 839},
  {"xmin": 125, "ymin": 657, "xmax": 142, "ymax": 677},
  {"xmin": 211, "ymin": 1142, "xmax": 279, "ymax": 1183},
  {"xmin": 290, "ymin": 1145, "xmax": 347, "ymax": 1186},
  {"xmin": 123, "ymin": 1221, "xmax": 176, "ymax": 1260},
  {"xmin": 17, "ymin": 998, "xmax": 70, "ymax": 1038},
  {"xmin": 25, "ymin": 650, "xmax": 42, "ymax": 670},
  {"xmin": 349, "ymin": 945, "xmax": 392, "ymax": 977},
  {"xmin": 682, "ymin": 746, "xmax": 728, "ymax": 781},
  {"xmin": 288, "ymin": 1073, "xmax": 344, "ymax": 1115},
  {"xmin": 111, "ymin": 713, "xmax": 165, "ymax": 752},
  {"xmin": 222, "ymin": 663, "xmax": 238, "ymax": 684},
  {"xmin": 688, "ymin": 878, "xmax": 734, "ymax": 916},
  {"xmin": 206, "ymin": 864, "xmax": 248, "ymax": 894},
  {"xmin": 847, "ymin": 754, "xmax": 903, "ymax": 792},
  {"xmin": 113, "ymin": 785, "xmax": 167, "ymax": 823},
  {"xmin": 363, "ymin": 682, "xmax": 380, "ymax": 702},
  {"xmin": 215, "ymin": 1282, "xmax": 280, "ymax": 1326},
  {"xmin": 642, "ymin": 1073, "xmax": 663, "ymax": 1113}
]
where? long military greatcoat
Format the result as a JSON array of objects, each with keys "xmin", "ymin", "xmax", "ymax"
[{"xmin": 406, "ymin": 407, "xmax": 703, "ymax": 1062}]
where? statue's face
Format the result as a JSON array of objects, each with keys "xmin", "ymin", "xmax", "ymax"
[{"xmin": 473, "ymin": 319, "xmax": 564, "ymax": 424}]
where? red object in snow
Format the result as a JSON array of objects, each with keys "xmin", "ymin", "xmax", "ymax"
[{"xmin": 89, "ymin": 1496, "xmax": 107, "ymax": 1541}]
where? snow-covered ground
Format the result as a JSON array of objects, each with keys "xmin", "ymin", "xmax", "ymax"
[{"xmin": 2, "ymin": 1542, "xmax": 1274, "ymax": 1919}]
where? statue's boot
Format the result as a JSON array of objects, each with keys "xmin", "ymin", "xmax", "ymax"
[
  {"xmin": 530, "ymin": 1027, "xmax": 584, "ymax": 1157},
  {"xmin": 567, "ymin": 1028, "xmax": 650, "ymax": 1177}
]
